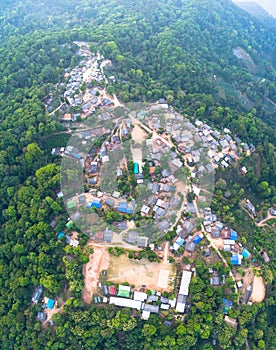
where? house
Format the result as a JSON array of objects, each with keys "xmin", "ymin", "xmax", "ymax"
[
  {"xmin": 245, "ymin": 200, "xmax": 256, "ymax": 217},
  {"xmin": 160, "ymin": 296, "xmax": 169, "ymax": 304},
  {"xmin": 172, "ymin": 158, "xmax": 183, "ymax": 168},
  {"xmin": 211, "ymin": 228, "xmax": 220, "ymax": 238},
  {"xmin": 186, "ymin": 203, "xmax": 196, "ymax": 214},
  {"xmin": 230, "ymin": 253, "xmax": 243, "ymax": 265},
  {"xmin": 32, "ymin": 285, "xmax": 43, "ymax": 304},
  {"xmin": 242, "ymin": 248, "xmax": 251, "ymax": 259},
  {"xmin": 117, "ymin": 285, "xmax": 131, "ymax": 298},
  {"xmin": 147, "ymin": 295, "xmax": 159, "ymax": 302},
  {"xmin": 243, "ymin": 285, "xmax": 252, "ymax": 304},
  {"xmin": 37, "ymin": 312, "xmax": 47, "ymax": 321},
  {"xmin": 46, "ymin": 299, "xmax": 55, "ymax": 309},
  {"xmin": 193, "ymin": 235, "xmax": 203, "ymax": 245},
  {"xmin": 95, "ymin": 231, "xmax": 104, "ymax": 243},
  {"xmin": 269, "ymin": 207, "xmax": 276, "ymax": 216},
  {"xmin": 224, "ymin": 315, "xmax": 238, "ymax": 328},
  {"xmin": 109, "ymin": 286, "xmax": 117, "ymax": 296},
  {"xmin": 160, "ymin": 304, "xmax": 170, "ymax": 310},
  {"xmin": 103, "ymin": 229, "xmax": 113, "ymax": 243},
  {"xmin": 91, "ymin": 198, "xmax": 102, "ymax": 209},
  {"xmin": 50, "ymin": 220, "xmax": 57, "ymax": 229},
  {"xmin": 143, "ymin": 304, "xmax": 159, "ymax": 314},
  {"xmin": 78, "ymin": 195, "xmax": 86, "ymax": 205},
  {"xmin": 183, "ymin": 221, "xmax": 194, "ymax": 235},
  {"xmin": 133, "ymin": 292, "xmax": 148, "ymax": 302},
  {"xmin": 136, "ymin": 236, "xmax": 148, "ymax": 248},
  {"xmin": 141, "ymin": 205, "xmax": 150, "ymax": 215},
  {"xmin": 175, "ymin": 237, "xmax": 185, "ymax": 247},
  {"xmin": 185, "ymin": 241, "xmax": 196, "ymax": 252},
  {"xmin": 158, "ymin": 219, "xmax": 170, "ymax": 231},
  {"xmin": 230, "ymin": 229, "xmax": 238, "ymax": 241},
  {"xmin": 210, "ymin": 276, "xmax": 220, "ymax": 286},
  {"xmin": 216, "ymin": 221, "xmax": 224, "ymax": 231},
  {"xmin": 141, "ymin": 310, "xmax": 151, "ymax": 320},
  {"xmin": 105, "ymin": 198, "xmax": 115, "ymax": 207},
  {"xmin": 127, "ymin": 231, "xmax": 138, "ymax": 244}
]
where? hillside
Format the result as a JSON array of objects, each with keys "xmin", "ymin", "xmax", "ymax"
[
  {"xmin": 234, "ymin": 1, "xmax": 276, "ymax": 26},
  {"xmin": 0, "ymin": 0, "xmax": 275, "ymax": 349}
]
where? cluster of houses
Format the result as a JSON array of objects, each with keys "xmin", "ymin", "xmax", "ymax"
[
  {"xmin": 60, "ymin": 41, "xmax": 113, "ymax": 121},
  {"xmin": 96, "ymin": 270, "xmax": 193, "ymax": 320},
  {"xmin": 203, "ymin": 207, "xmax": 252, "ymax": 265},
  {"xmin": 143, "ymin": 107, "xmax": 254, "ymax": 178},
  {"xmin": 32, "ymin": 285, "xmax": 56, "ymax": 322}
]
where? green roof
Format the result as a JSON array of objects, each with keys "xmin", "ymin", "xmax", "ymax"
[
  {"xmin": 117, "ymin": 290, "xmax": 130, "ymax": 298},
  {"xmin": 66, "ymin": 220, "xmax": 73, "ymax": 228}
]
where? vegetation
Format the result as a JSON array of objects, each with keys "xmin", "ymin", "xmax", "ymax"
[{"xmin": 0, "ymin": 0, "xmax": 275, "ymax": 348}]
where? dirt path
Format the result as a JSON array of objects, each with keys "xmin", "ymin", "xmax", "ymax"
[
  {"xmin": 82, "ymin": 247, "xmax": 110, "ymax": 303},
  {"xmin": 251, "ymin": 276, "xmax": 265, "ymax": 302},
  {"xmin": 163, "ymin": 241, "xmax": 169, "ymax": 264},
  {"xmin": 49, "ymin": 102, "xmax": 65, "ymax": 116},
  {"xmin": 256, "ymin": 211, "xmax": 276, "ymax": 227},
  {"xmin": 192, "ymin": 199, "xmax": 238, "ymax": 294}
]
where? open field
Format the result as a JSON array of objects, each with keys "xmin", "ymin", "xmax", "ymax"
[
  {"xmin": 107, "ymin": 253, "xmax": 176, "ymax": 291},
  {"xmin": 251, "ymin": 276, "xmax": 265, "ymax": 302}
]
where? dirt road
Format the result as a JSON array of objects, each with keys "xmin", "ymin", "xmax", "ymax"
[{"xmin": 82, "ymin": 247, "xmax": 110, "ymax": 303}]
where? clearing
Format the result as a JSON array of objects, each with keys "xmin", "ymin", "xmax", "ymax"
[
  {"xmin": 107, "ymin": 253, "xmax": 176, "ymax": 291},
  {"xmin": 82, "ymin": 246, "xmax": 110, "ymax": 303},
  {"xmin": 251, "ymin": 276, "xmax": 266, "ymax": 302}
]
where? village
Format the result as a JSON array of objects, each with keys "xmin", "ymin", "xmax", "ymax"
[{"xmin": 34, "ymin": 41, "xmax": 274, "ymax": 328}]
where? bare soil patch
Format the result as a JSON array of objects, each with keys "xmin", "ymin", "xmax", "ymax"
[
  {"xmin": 107, "ymin": 253, "xmax": 176, "ymax": 291},
  {"xmin": 251, "ymin": 276, "xmax": 265, "ymax": 302},
  {"xmin": 82, "ymin": 246, "xmax": 110, "ymax": 303}
]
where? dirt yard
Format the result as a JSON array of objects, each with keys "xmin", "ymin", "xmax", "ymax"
[
  {"xmin": 131, "ymin": 124, "xmax": 147, "ymax": 144},
  {"xmin": 107, "ymin": 253, "xmax": 176, "ymax": 292},
  {"xmin": 82, "ymin": 246, "xmax": 110, "ymax": 303},
  {"xmin": 251, "ymin": 276, "xmax": 266, "ymax": 302}
]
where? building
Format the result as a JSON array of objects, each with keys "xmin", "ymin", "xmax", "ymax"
[
  {"xmin": 143, "ymin": 304, "xmax": 159, "ymax": 314},
  {"xmin": 133, "ymin": 292, "xmax": 148, "ymax": 302},
  {"xmin": 136, "ymin": 236, "xmax": 148, "ymax": 248},
  {"xmin": 32, "ymin": 285, "xmax": 43, "ymax": 304},
  {"xmin": 242, "ymin": 248, "xmax": 251, "ymax": 259},
  {"xmin": 37, "ymin": 312, "xmax": 47, "ymax": 321},
  {"xmin": 103, "ymin": 229, "xmax": 113, "ymax": 243},
  {"xmin": 224, "ymin": 315, "xmax": 238, "ymax": 328},
  {"xmin": 117, "ymin": 285, "xmax": 131, "ymax": 298},
  {"xmin": 243, "ymin": 285, "xmax": 252, "ymax": 304},
  {"xmin": 141, "ymin": 310, "xmax": 151, "ymax": 320},
  {"xmin": 230, "ymin": 253, "xmax": 243, "ymax": 265},
  {"xmin": 109, "ymin": 297, "xmax": 142, "ymax": 310},
  {"xmin": 91, "ymin": 198, "xmax": 102, "ymax": 209},
  {"xmin": 210, "ymin": 276, "xmax": 220, "ymax": 286},
  {"xmin": 185, "ymin": 241, "xmax": 196, "ymax": 253}
]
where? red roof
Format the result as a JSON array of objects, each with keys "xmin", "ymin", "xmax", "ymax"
[{"xmin": 109, "ymin": 286, "xmax": 117, "ymax": 295}]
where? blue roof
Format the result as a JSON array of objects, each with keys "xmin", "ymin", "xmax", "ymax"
[
  {"xmin": 242, "ymin": 248, "xmax": 251, "ymax": 259},
  {"xmin": 175, "ymin": 237, "xmax": 185, "ymax": 246},
  {"xmin": 118, "ymin": 202, "xmax": 128, "ymax": 208},
  {"xmin": 231, "ymin": 254, "xmax": 240, "ymax": 265},
  {"xmin": 57, "ymin": 232, "xmax": 65, "ymax": 239},
  {"xmin": 193, "ymin": 235, "xmax": 202, "ymax": 245},
  {"xmin": 47, "ymin": 299, "xmax": 55, "ymax": 309},
  {"xmin": 230, "ymin": 229, "xmax": 238, "ymax": 241},
  {"xmin": 222, "ymin": 298, "xmax": 233, "ymax": 307}
]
